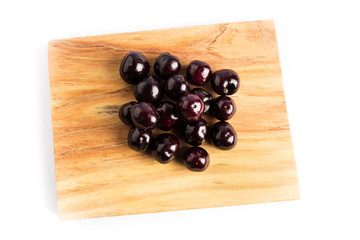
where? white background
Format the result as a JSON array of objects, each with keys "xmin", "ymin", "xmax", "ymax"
[{"xmin": 1, "ymin": 0, "xmax": 359, "ymax": 239}]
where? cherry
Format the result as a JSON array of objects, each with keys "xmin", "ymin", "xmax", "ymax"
[
  {"xmin": 118, "ymin": 101, "xmax": 137, "ymax": 125},
  {"xmin": 211, "ymin": 69, "xmax": 240, "ymax": 95},
  {"xmin": 211, "ymin": 121, "xmax": 237, "ymax": 150},
  {"xmin": 183, "ymin": 147, "xmax": 210, "ymax": 171},
  {"xmin": 165, "ymin": 75, "xmax": 190, "ymax": 101},
  {"xmin": 177, "ymin": 93, "xmax": 205, "ymax": 122},
  {"xmin": 186, "ymin": 60, "xmax": 212, "ymax": 86},
  {"xmin": 154, "ymin": 52, "xmax": 181, "ymax": 79},
  {"xmin": 213, "ymin": 96, "xmax": 236, "ymax": 120},
  {"xmin": 134, "ymin": 76, "xmax": 163, "ymax": 104},
  {"xmin": 152, "ymin": 133, "xmax": 180, "ymax": 163},
  {"xmin": 120, "ymin": 51, "xmax": 150, "ymax": 84},
  {"xmin": 131, "ymin": 102, "xmax": 159, "ymax": 130},
  {"xmin": 181, "ymin": 118, "xmax": 209, "ymax": 146},
  {"xmin": 156, "ymin": 101, "xmax": 180, "ymax": 131},
  {"xmin": 128, "ymin": 126, "xmax": 153, "ymax": 151}
]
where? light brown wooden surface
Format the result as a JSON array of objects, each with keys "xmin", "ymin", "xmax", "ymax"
[{"xmin": 48, "ymin": 20, "xmax": 299, "ymax": 220}]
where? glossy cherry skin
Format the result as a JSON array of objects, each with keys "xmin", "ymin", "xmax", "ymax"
[
  {"xmin": 134, "ymin": 76, "xmax": 163, "ymax": 104},
  {"xmin": 190, "ymin": 88, "xmax": 214, "ymax": 114},
  {"xmin": 154, "ymin": 52, "xmax": 181, "ymax": 79},
  {"xmin": 210, "ymin": 69, "xmax": 240, "ymax": 95},
  {"xmin": 131, "ymin": 102, "xmax": 159, "ymax": 130},
  {"xmin": 164, "ymin": 75, "xmax": 190, "ymax": 101},
  {"xmin": 181, "ymin": 118, "xmax": 209, "ymax": 146},
  {"xmin": 211, "ymin": 121, "xmax": 237, "ymax": 150},
  {"xmin": 118, "ymin": 101, "xmax": 137, "ymax": 125},
  {"xmin": 177, "ymin": 93, "xmax": 205, "ymax": 122},
  {"xmin": 152, "ymin": 133, "xmax": 180, "ymax": 163},
  {"xmin": 156, "ymin": 101, "xmax": 180, "ymax": 131},
  {"xmin": 186, "ymin": 60, "xmax": 212, "ymax": 86},
  {"xmin": 128, "ymin": 126, "xmax": 153, "ymax": 152},
  {"xmin": 120, "ymin": 51, "xmax": 150, "ymax": 84},
  {"xmin": 183, "ymin": 147, "xmax": 210, "ymax": 171},
  {"xmin": 213, "ymin": 96, "xmax": 236, "ymax": 120}
]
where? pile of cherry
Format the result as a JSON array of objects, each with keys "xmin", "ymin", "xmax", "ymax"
[{"xmin": 118, "ymin": 51, "xmax": 239, "ymax": 172}]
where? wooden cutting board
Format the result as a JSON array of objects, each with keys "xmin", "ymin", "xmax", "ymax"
[{"xmin": 48, "ymin": 19, "xmax": 299, "ymax": 220}]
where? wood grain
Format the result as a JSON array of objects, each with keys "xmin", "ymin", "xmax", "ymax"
[{"xmin": 48, "ymin": 20, "xmax": 299, "ymax": 220}]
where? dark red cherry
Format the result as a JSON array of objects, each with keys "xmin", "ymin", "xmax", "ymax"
[
  {"xmin": 211, "ymin": 69, "xmax": 240, "ymax": 95},
  {"xmin": 164, "ymin": 75, "xmax": 190, "ymax": 101},
  {"xmin": 152, "ymin": 133, "xmax": 180, "ymax": 163},
  {"xmin": 211, "ymin": 121, "xmax": 237, "ymax": 150},
  {"xmin": 120, "ymin": 51, "xmax": 150, "ymax": 84},
  {"xmin": 134, "ymin": 76, "xmax": 163, "ymax": 104},
  {"xmin": 131, "ymin": 102, "xmax": 159, "ymax": 130},
  {"xmin": 154, "ymin": 52, "xmax": 181, "ymax": 79},
  {"xmin": 118, "ymin": 101, "xmax": 137, "ymax": 125},
  {"xmin": 186, "ymin": 60, "xmax": 212, "ymax": 86},
  {"xmin": 190, "ymin": 88, "xmax": 214, "ymax": 114},
  {"xmin": 177, "ymin": 93, "xmax": 205, "ymax": 122},
  {"xmin": 156, "ymin": 101, "xmax": 180, "ymax": 131},
  {"xmin": 181, "ymin": 118, "xmax": 209, "ymax": 146},
  {"xmin": 213, "ymin": 96, "xmax": 236, "ymax": 120},
  {"xmin": 183, "ymin": 147, "xmax": 210, "ymax": 171},
  {"xmin": 128, "ymin": 126, "xmax": 153, "ymax": 152}
]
